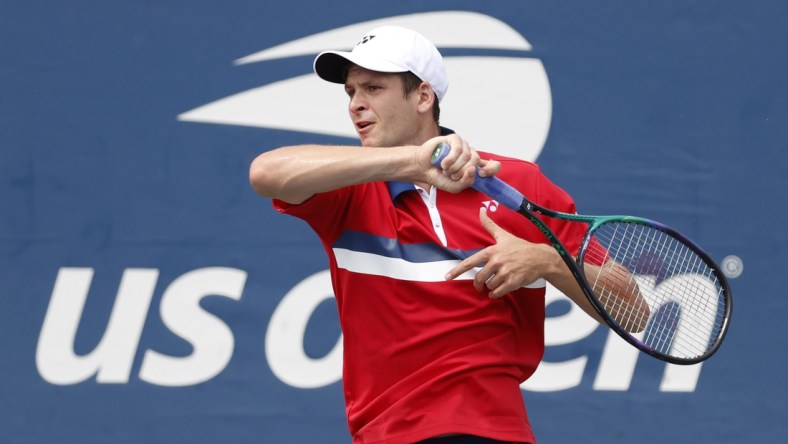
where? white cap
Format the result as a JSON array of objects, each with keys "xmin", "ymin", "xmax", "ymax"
[{"xmin": 313, "ymin": 26, "xmax": 448, "ymax": 102}]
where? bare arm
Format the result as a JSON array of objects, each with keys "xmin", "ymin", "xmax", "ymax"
[
  {"xmin": 249, "ymin": 144, "xmax": 420, "ymax": 204},
  {"xmin": 249, "ymin": 134, "xmax": 500, "ymax": 204}
]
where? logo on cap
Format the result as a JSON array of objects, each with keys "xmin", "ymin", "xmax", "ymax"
[{"xmin": 357, "ymin": 35, "xmax": 376, "ymax": 46}]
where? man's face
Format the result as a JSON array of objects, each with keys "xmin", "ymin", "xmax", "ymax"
[{"xmin": 344, "ymin": 66, "xmax": 421, "ymax": 147}]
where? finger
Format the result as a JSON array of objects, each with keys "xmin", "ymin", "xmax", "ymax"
[
  {"xmin": 485, "ymin": 272, "xmax": 506, "ymax": 293},
  {"xmin": 476, "ymin": 159, "xmax": 501, "ymax": 178},
  {"xmin": 446, "ymin": 148, "xmax": 472, "ymax": 179},
  {"xmin": 489, "ymin": 288, "xmax": 507, "ymax": 299},
  {"xmin": 439, "ymin": 135, "xmax": 464, "ymax": 169},
  {"xmin": 446, "ymin": 140, "xmax": 478, "ymax": 179},
  {"xmin": 445, "ymin": 250, "xmax": 488, "ymax": 281},
  {"xmin": 489, "ymin": 278, "xmax": 520, "ymax": 298},
  {"xmin": 458, "ymin": 165, "xmax": 476, "ymax": 187},
  {"xmin": 479, "ymin": 207, "xmax": 504, "ymax": 240},
  {"xmin": 473, "ymin": 262, "xmax": 497, "ymax": 292}
]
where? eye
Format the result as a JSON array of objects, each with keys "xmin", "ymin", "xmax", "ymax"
[
  {"xmin": 367, "ymin": 85, "xmax": 381, "ymax": 92},
  {"xmin": 344, "ymin": 87, "xmax": 355, "ymax": 98}
]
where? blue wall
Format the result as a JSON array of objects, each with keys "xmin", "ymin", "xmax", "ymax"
[{"xmin": 1, "ymin": 1, "xmax": 785, "ymax": 443}]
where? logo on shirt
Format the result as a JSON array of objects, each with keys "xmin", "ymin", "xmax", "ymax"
[{"xmin": 482, "ymin": 200, "xmax": 499, "ymax": 212}]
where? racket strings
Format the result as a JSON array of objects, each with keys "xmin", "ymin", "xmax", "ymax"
[{"xmin": 584, "ymin": 221, "xmax": 726, "ymax": 360}]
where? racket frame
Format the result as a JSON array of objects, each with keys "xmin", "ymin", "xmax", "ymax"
[{"xmin": 431, "ymin": 143, "xmax": 732, "ymax": 364}]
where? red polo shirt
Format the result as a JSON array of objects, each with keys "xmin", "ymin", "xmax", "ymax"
[{"xmin": 273, "ymin": 152, "xmax": 585, "ymax": 444}]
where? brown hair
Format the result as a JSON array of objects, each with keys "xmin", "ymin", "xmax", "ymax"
[{"xmin": 399, "ymin": 71, "xmax": 441, "ymax": 124}]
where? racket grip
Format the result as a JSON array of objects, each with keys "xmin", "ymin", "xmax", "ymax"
[{"xmin": 431, "ymin": 143, "xmax": 524, "ymax": 211}]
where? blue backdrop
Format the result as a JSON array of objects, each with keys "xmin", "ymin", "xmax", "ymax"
[{"xmin": 1, "ymin": 1, "xmax": 785, "ymax": 443}]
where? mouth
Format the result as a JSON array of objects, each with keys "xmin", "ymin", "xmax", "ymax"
[{"xmin": 355, "ymin": 120, "xmax": 374, "ymax": 133}]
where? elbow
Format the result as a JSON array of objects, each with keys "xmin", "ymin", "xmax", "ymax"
[
  {"xmin": 249, "ymin": 152, "xmax": 281, "ymax": 198},
  {"xmin": 249, "ymin": 149, "xmax": 310, "ymax": 204}
]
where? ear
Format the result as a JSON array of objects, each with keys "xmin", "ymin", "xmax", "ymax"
[{"xmin": 416, "ymin": 81, "xmax": 436, "ymax": 114}]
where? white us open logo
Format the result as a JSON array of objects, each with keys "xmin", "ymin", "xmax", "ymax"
[{"xmin": 177, "ymin": 11, "xmax": 553, "ymax": 163}]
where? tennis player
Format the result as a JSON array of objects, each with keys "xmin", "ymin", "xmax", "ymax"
[{"xmin": 250, "ymin": 25, "xmax": 606, "ymax": 444}]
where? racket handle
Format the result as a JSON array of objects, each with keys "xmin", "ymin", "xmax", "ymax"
[{"xmin": 431, "ymin": 143, "xmax": 524, "ymax": 211}]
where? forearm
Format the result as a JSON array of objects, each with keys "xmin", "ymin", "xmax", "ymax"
[
  {"xmin": 549, "ymin": 255, "xmax": 650, "ymax": 333},
  {"xmin": 582, "ymin": 261, "xmax": 650, "ymax": 333},
  {"xmin": 542, "ymin": 252, "xmax": 606, "ymax": 324},
  {"xmin": 249, "ymin": 145, "xmax": 422, "ymax": 204}
]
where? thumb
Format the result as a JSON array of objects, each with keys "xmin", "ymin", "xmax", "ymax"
[{"xmin": 479, "ymin": 207, "xmax": 503, "ymax": 239}]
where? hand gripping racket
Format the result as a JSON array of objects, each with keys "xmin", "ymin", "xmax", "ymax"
[{"xmin": 432, "ymin": 143, "xmax": 732, "ymax": 364}]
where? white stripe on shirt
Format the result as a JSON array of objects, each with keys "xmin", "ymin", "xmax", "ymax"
[{"xmin": 333, "ymin": 248, "xmax": 546, "ymax": 288}]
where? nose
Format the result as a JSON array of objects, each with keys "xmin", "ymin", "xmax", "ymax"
[{"xmin": 349, "ymin": 93, "xmax": 366, "ymax": 114}]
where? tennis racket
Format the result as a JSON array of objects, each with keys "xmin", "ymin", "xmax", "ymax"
[{"xmin": 432, "ymin": 143, "xmax": 732, "ymax": 365}]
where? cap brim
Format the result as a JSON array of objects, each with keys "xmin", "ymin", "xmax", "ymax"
[{"xmin": 313, "ymin": 50, "xmax": 409, "ymax": 84}]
